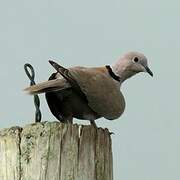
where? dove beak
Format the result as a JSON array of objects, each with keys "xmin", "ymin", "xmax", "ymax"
[{"xmin": 145, "ymin": 66, "xmax": 153, "ymax": 77}]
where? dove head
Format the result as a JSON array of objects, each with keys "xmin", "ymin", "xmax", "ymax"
[{"xmin": 112, "ymin": 51, "xmax": 153, "ymax": 83}]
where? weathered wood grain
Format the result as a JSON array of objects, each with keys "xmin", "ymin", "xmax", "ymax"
[
  {"xmin": 0, "ymin": 122, "xmax": 113, "ymax": 180},
  {"xmin": 0, "ymin": 126, "xmax": 22, "ymax": 180}
]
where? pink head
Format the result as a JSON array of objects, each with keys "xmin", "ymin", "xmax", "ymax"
[{"xmin": 112, "ymin": 51, "xmax": 153, "ymax": 82}]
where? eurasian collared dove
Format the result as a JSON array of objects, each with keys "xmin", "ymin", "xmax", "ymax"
[{"xmin": 25, "ymin": 51, "xmax": 153, "ymax": 127}]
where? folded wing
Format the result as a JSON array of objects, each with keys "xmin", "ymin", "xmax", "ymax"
[{"xmin": 68, "ymin": 67, "xmax": 125, "ymax": 119}]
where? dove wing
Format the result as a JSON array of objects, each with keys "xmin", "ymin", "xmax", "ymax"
[{"xmin": 68, "ymin": 67, "xmax": 125, "ymax": 119}]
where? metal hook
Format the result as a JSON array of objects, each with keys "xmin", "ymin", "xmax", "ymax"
[{"xmin": 24, "ymin": 63, "xmax": 42, "ymax": 122}]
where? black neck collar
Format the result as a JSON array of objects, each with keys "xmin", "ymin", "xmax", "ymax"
[{"xmin": 105, "ymin": 65, "xmax": 121, "ymax": 82}]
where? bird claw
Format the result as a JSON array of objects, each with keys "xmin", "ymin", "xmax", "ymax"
[
  {"xmin": 90, "ymin": 120, "xmax": 98, "ymax": 129},
  {"xmin": 109, "ymin": 131, "xmax": 115, "ymax": 135}
]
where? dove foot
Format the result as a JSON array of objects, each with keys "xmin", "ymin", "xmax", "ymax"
[
  {"xmin": 57, "ymin": 115, "xmax": 73, "ymax": 124},
  {"xmin": 65, "ymin": 116, "xmax": 73, "ymax": 124},
  {"xmin": 90, "ymin": 120, "xmax": 97, "ymax": 128},
  {"xmin": 109, "ymin": 131, "xmax": 114, "ymax": 135}
]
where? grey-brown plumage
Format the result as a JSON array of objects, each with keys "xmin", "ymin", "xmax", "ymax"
[
  {"xmin": 45, "ymin": 71, "xmax": 101, "ymax": 125},
  {"xmin": 24, "ymin": 51, "xmax": 153, "ymax": 127},
  {"xmin": 45, "ymin": 62, "xmax": 124, "ymax": 127}
]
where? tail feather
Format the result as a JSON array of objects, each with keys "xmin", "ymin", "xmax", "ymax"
[{"xmin": 24, "ymin": 78, "xmax": 71, "ymax": 95}]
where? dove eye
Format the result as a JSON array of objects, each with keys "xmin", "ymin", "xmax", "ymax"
[{"xmin": 133, "ymin": 57, "xmax": 139, "ymax": 63}]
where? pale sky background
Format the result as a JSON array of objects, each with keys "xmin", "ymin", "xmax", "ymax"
[{"xmin": 0, "ymin": 1, "xmax": 179, "ymax": 180}]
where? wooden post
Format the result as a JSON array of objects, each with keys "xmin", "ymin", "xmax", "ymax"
[{"xmin": 0, "ymin": 122, "xmax": 113, "ymax": 180}]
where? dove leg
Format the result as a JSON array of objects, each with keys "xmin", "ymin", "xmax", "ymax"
[
  {"xmin": 54, "ymin": 114, "xmax": 73, "ymax": 124},
  {"xmin": 90, "ymin": 120, "xmax": 97, "ymax": 128},
  {"xmin": 58, "ymin": 114, "xmax": 73, "ymax": 124},
  {"xmin": 66, "ymin": 116, "xmax": 73, "ymax": 124}
]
